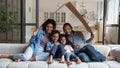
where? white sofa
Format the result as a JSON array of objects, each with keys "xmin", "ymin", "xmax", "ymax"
[{"xmin": 0, "ymin": 43, "xmax": 120, "ymax": 68}]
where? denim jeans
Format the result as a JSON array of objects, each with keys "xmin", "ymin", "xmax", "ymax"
[
  {"xmin": 77, "ymin": 44, "xmax": 106, "ymax": 62},
  {"xmin": 50, "ymin": 44, "xmax": 64, "ymax": 58},
  {"xmin": 65, "ymin": 52, "xmax": 78, "ymax": 60},
  {"xmin": 13, "ymin": 46, "xmax": 49, "ymax": 61}
]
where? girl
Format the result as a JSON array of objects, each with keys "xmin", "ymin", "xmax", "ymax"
[
  {"xmin": 59, "ymin": 34, "xmax": 81, "ymax": 65},
  {"xmin": 45, "ymin": 30, "xmax": 65, "ymax": 64}
]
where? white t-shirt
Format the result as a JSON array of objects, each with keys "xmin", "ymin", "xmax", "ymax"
[{"xmin": 64, "ymin": 45, "xmax": 74, "ymax": 53}]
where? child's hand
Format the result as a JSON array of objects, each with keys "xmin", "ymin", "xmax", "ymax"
[
  {"xmin": 54, "ymin": 42, "xmax": 60, "ymax": 46},
  {"xmin": 71, "ymin": 51, "xmax": 74, "ymax": 54}
]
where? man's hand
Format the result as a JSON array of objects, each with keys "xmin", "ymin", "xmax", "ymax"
[{"xmin": 90, "ymin": 32, "xmax": 94, "ymax": 40}]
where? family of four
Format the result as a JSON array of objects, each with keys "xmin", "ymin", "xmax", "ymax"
[{"xmin": 0, "ymin": 19, "xmax": 106, "ymax": 65}]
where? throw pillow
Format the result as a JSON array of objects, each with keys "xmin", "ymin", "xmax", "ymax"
[{"xmin": 110, "ymin": 47, "xmax": 120, "ymax": 62}]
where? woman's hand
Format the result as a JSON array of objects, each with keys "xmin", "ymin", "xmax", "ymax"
[
  {"xmin": 33, "ymin": 28, "xmax": 38, "ymax": 36},
  {"xmin": 33, "ymin": 25, "xmax": 42, "ymax": 36}
]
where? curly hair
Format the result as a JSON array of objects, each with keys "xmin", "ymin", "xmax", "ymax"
[
  {"xmin": 42, "ymin": 19, "xmax": 56, "ymax": 31},
  {"xmin": 49, "ymin": 30, "xmax": 60, "ymax": 41}
]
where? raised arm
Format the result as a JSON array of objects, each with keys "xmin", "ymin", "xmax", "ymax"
[{"xmin": 86, "ymin": 32, "xmax": 94, "ymax": 43}]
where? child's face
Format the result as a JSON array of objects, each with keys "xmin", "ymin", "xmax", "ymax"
[
  {"xmin": 60, "ymin": 37, "xmax": 66, "ymax": 45},
  {"xmin": 52, "ymin": 33, "xmax": 59, "ymax": 42}
]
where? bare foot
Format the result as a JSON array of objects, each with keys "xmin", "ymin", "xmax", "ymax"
[
  {"xmin": 66, "ymin": 61, "xmax": 72, "ymax": 65},
  {"xmin": 76, "ymin": 58, "xmax": 82, "ymax": 64},
  {"xmin": 59, "ymin": 55, "xmax": 65, "ymax": 63},
  {"xmin": 59, "ymin": 60, "xmax": 64, "ymax": 63},
  {"xmin": 48, "ymin": 55, "xmax": 53, "ymax": 64},
  {"xmin": 47, "ymin": 60, "xmax": 53, "ymax": 64},
  {"xmin": 106, "ymin": 56, "xmax": 115, "ymax": 61},
  {"xmin": 15, "ymin": 59, "xmax": 22, "ymax": 62},
  {"xmin": 29, "ymin": 57, "xmax": 36, "ymax": 61}
]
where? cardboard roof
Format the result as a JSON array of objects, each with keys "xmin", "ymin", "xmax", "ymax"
[{"xmin": 55, "ymin": 2, "xmax": 93, "ymax": 33}]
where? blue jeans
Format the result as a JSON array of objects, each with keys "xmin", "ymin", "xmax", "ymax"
[
  {"xmin": 50, "ymin": 44, "xmax": 64, "ymax": 58},
  {"xmin": 77, "ymin": 44, "xmax": 106, "ymax": 62},
  {"xmin": 65, "ymin": 52, "xmax": 78, "ymax": 60}
]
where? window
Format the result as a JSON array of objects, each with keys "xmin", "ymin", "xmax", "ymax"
[{"xmin": 44, "ymin": 12, "xmax": 66, "ymax": 25}]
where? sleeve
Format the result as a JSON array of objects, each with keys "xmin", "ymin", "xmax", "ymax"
[
  {"xmin": 29, "ymin": 30, "xmax": 44, "ymax": 44},
  {"xmin": 69, "ymin": 45, "xmax": 74, "ymax": 51},
  {"xmin": 29, "ymin": 35, "xmax": 36, "ymax": 44},
  {"xmin": 78, "ymin": 31, "xmax": 91, "ymax": 43},
  {"xmin": 77, "ymin": 31, "xmax": 86, "ymax": 42},
  {"xmin": 46, "ymin": 42, "xmax": 52, "ymax": 52},
  {"xmin": 64, "ymin": 46, "xmax": 67, "ymax": 50}
]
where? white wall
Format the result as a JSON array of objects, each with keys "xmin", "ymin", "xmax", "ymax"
[
  {"xmin": 25, "ymin": 0, "xmax": 104, "ymax": 43},
  {"xmin": 39, "ymin": 0, "xmax": 103, "ymax": 43},
  {"xmin": 39, "ymin": 0, "xmax": 102, "ymax": 28}
]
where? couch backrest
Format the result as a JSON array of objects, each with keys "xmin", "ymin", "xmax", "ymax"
[
  {"xmin": 0, "ymin": 43, "xmax": 28, "ymax": 54},
  {"xmin": 0, "ymin": 43, "xmax": 119, "ymax": 57},
  {"xmin": 93, "ymin": 45, "xmax": 110, "ymax": 57}
]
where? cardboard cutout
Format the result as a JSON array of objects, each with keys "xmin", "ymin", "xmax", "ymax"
[{"xmin": 55, "ymin": 2, "xmax": 93, "ymax": 33}]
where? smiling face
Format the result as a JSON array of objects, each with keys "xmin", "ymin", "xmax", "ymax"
[
  {"xmin": 63, "ymin": 25, "xmax": 72, "ymax": 35},
  {"xmin": 45, "ymin": 23, "xmax": 54, "ymax": 34},
  {"xmin": 52, "ymin": 33, "xmax": 59, "ymax": 42},
  {"xmin": 60, "ymin": 36, "xmax": 66, "ymax": 45}
]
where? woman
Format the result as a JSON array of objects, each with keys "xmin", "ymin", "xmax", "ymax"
[
  {"xmin": 0, "ymin": 19, "xmax": 56, "ymax": 61},
  {"xmin": 63, "ymin": 23, "xmax": 106, "ymax": 62}
]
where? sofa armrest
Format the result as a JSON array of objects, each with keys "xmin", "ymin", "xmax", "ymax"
[{"xmin": 0, "ymin": 43, "xmax": 28, "ymax": 54}]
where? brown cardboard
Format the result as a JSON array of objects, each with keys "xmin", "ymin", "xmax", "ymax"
[{"xmin": 55, "ymin": 2, "xmax": 93, "ymax": 33}]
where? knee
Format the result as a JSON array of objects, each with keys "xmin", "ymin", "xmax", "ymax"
[
  {"xmin": 86, "ymin": 45, "xmax": 93, "ymax": 48},
  {"xmin": 30, "ymin": 43, "xmax": 35, "ymax": 49},
  {"xmin": 77, "ymin": 53, "xmax": 91, "ymax": 62},
  {"xmin": 58, "ymin": 44, "xmax": 64, "ymax": 48},
  {"xmin": 58, "ymin": 45, "xmax": 65, "ymax": 52},
  {"xmin": 65, "ymin": 53, "xmax": 70, "ymax": 59},
  {"xmin": 65, "ymin": 53, "xmax": 70, "ymax": 56},
  {"xmin": 85, "ymin": 45, "xmax": 95, "ymax": 51}
]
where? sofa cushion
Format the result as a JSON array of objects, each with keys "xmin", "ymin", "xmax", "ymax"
[
  {"xmin": 7, "ymin": 62, "xmax": 30, "ymax": 68},
  {"xmin": 0, "ymin": 58, "xmax": 13, "ymax": 68},
  {"xmin": 69, "ymin": 62, "xmax": 88, "ymax": 68},
  {"xmin": 88, "ymin": 62, "xmax": 109, "ymax": 68},
  {"xmin": 29, "ymin": 61, "xmax": 48, "ymax": 68},
  {"xmin": 49, "ymin": 61, "xmax": 68, "ymax": 68},
  {"xmin": 104, "ymin": 61, "xmax": 120, "ymax": 68}
]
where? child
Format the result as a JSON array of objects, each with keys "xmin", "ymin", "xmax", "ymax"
[
  {"xmin": 45, "ymin": 30, "xmax": 65, "ymax": 64},
  {"xmin": 59, "ymin": 34, "xmax": 81, "ymax": 65}
]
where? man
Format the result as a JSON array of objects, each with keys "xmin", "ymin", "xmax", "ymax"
[{"xmin": 63, "ymin": 23, "xmax": 106, "ymax": 62}]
